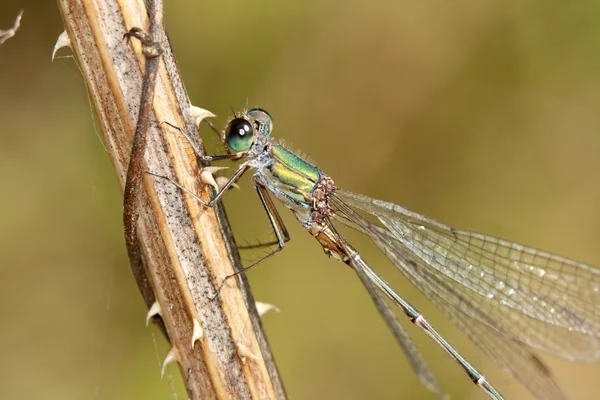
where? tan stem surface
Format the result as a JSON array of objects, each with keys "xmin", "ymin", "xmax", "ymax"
[{"xmin": 57, "ymin": 1, "xmax": 286, "ymax": 399}]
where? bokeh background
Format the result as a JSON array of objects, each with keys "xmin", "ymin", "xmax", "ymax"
[{"xmin": 2, "ymin": 1, "xmax": 600, "ymax": 399}]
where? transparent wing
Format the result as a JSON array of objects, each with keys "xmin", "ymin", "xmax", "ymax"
[
  {"xmin": 418, "ymin": 263, "xmax": 567, "ymax": 400},
  {"xmin": 335, "ymin": 190, "xmax": 600, "ymax": 362},
  {"xmin": 350, "ymin": 213, "xmax": 567, "ymax": 399}
]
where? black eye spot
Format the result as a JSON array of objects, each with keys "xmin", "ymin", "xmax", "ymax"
[
  {"xmin": 231, "ymin": 119, "xmax": 251, "ymax": 136},
  {"xmin": 225, "ymin": 118, "xmax": 254, "ymax": 152}
]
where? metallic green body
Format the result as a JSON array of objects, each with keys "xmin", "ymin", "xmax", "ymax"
[
  {"xmin": 259, "ymin": 144, "xmax": 321, "ymax": 221},
  {"xmin": 270, "ymin": 144, "xmax": 320, "ymax": 182}
]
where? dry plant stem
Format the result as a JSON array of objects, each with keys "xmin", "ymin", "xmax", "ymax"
[
  {"xmin": 0, "ymin": 9, "xmax": 23, "ymax": 45},
  {"xmin": 122, "ymin": 1, "xmax": 163, "ymax": 318},
  {"xmin": 56, "ymin": 1, "xmax": 286, "ymax": 399}
]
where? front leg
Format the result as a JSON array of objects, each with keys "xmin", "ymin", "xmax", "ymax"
[
  {"xmin": 147, "ymin": 162, "xmax": 249, "ymax": 207},
  {"xmin": 211, "ymin": 179, "xmax": 291, "ymax": 299},
  {"xmin": 162, "ymin": 121, "xmax": 246, "ymax": 163}
]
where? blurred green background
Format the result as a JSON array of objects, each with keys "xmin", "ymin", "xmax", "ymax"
[{"xmin": 2, "ymin": 0, "xmax": 600, "ymax": 399}]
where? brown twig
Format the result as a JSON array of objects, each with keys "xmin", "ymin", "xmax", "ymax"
[
  {"xmin": 0, "ymin": 9, "xmax": 23, "ymax": 45},
  {"xmin": 56, "ymin": 1, "xmax": 286, "ymax": 399},
  {"xmin": 122, "ymin": 0, "xmax": 163, "ymax": 322}
]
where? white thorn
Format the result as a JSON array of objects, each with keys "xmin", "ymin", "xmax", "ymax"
[
  {"xmin": 200, "ymin": 171, "xmax": 219, "ymax": 192},
  {"xmin": 0, "ymin": 10, "xmax": 23, "ymax": 46},
  {"xmin": 256, "ymin": 301, "xmax": 280, "ymax": 317},
  {"xmin": 200, "ymin": 166, "xmax": 228, "ymax": 191},
  {"xmin": 191, "ymin": 318, "xmax": 204, "ymax": 349},
  {"xmin": 52, "ymin": 30, "xmax": 71, "ymax": 61},
  {"xmin": 236, "ymin": 342, "xmax": 260, "ymax": 364},
  {"xmin": 146, "ymin": 301, "xmax": 162, "ymax": 326},
  {"xmin": 161, "ymin": 347, "xmax": 180, "ymax": 378},
  {"xmin": 216, "ymin": 176, "xmax": 240, "ymax": 191},
  {"xmin": 190, "ymin": 105, "xmax": 215, "ymax": 127}
]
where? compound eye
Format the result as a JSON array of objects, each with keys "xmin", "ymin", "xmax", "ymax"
[
  {"xmin": 247, "ymin": 108, "xmax": 273, "ymax": 135},
  {"xmin": 225, "ymin": 118, "xmax": 254, "ymax": 152}
]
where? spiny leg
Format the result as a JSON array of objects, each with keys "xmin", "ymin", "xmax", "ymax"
[
  {"xmin": 159, "ymin": 120, "xmax": 289, "ymax": 250},
  {"xmin": 147, "ymin": 162, "xmax": 249, "ymax": 207},
  {"xmin": 238, "ymin": 188, "xmax": 290, "ymax": 249},
  {"xmin": 161, "ymin": 121, "xmax": 241, "ymax": 162},
  {"xmin": 211, "ymin": 180, "xmax": 290, "ymax": 299},
  {"xmin": 238, "ymin": 239, "xmax": 286, "ymax": 250},
  {"xmin": 148, "ymin": 169, "xmax": 290, "ymax": 298},
  {"xmin": 203, "ymin": 119, "xmax": 222, "ymax": 139}
]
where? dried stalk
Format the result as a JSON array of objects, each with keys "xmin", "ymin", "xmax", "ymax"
[
  {"xmin": 0, "ymin": 9, "xmax": 23, "ymax": 45},
  {"xmin": 56, "ymin": 1, "xmax": 286, "ymax": 399}
]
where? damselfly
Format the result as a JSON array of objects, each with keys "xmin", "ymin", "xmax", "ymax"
[{"xmin": 150, "ymin": 108, "xmax": 600, "ymax": 400}]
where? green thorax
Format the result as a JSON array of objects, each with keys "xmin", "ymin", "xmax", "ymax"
[
  {"xmin": 271, "ymin": 144, "xmax": 320, "ymax": 182},
  {"xmin": 261, "ymin": 143, "xmax": 321, "ymax": 211}
]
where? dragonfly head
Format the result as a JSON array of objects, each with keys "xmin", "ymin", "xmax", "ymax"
[{"xmin": 224, "ymin": 108, "xmax": 273, "ymax": 153}]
